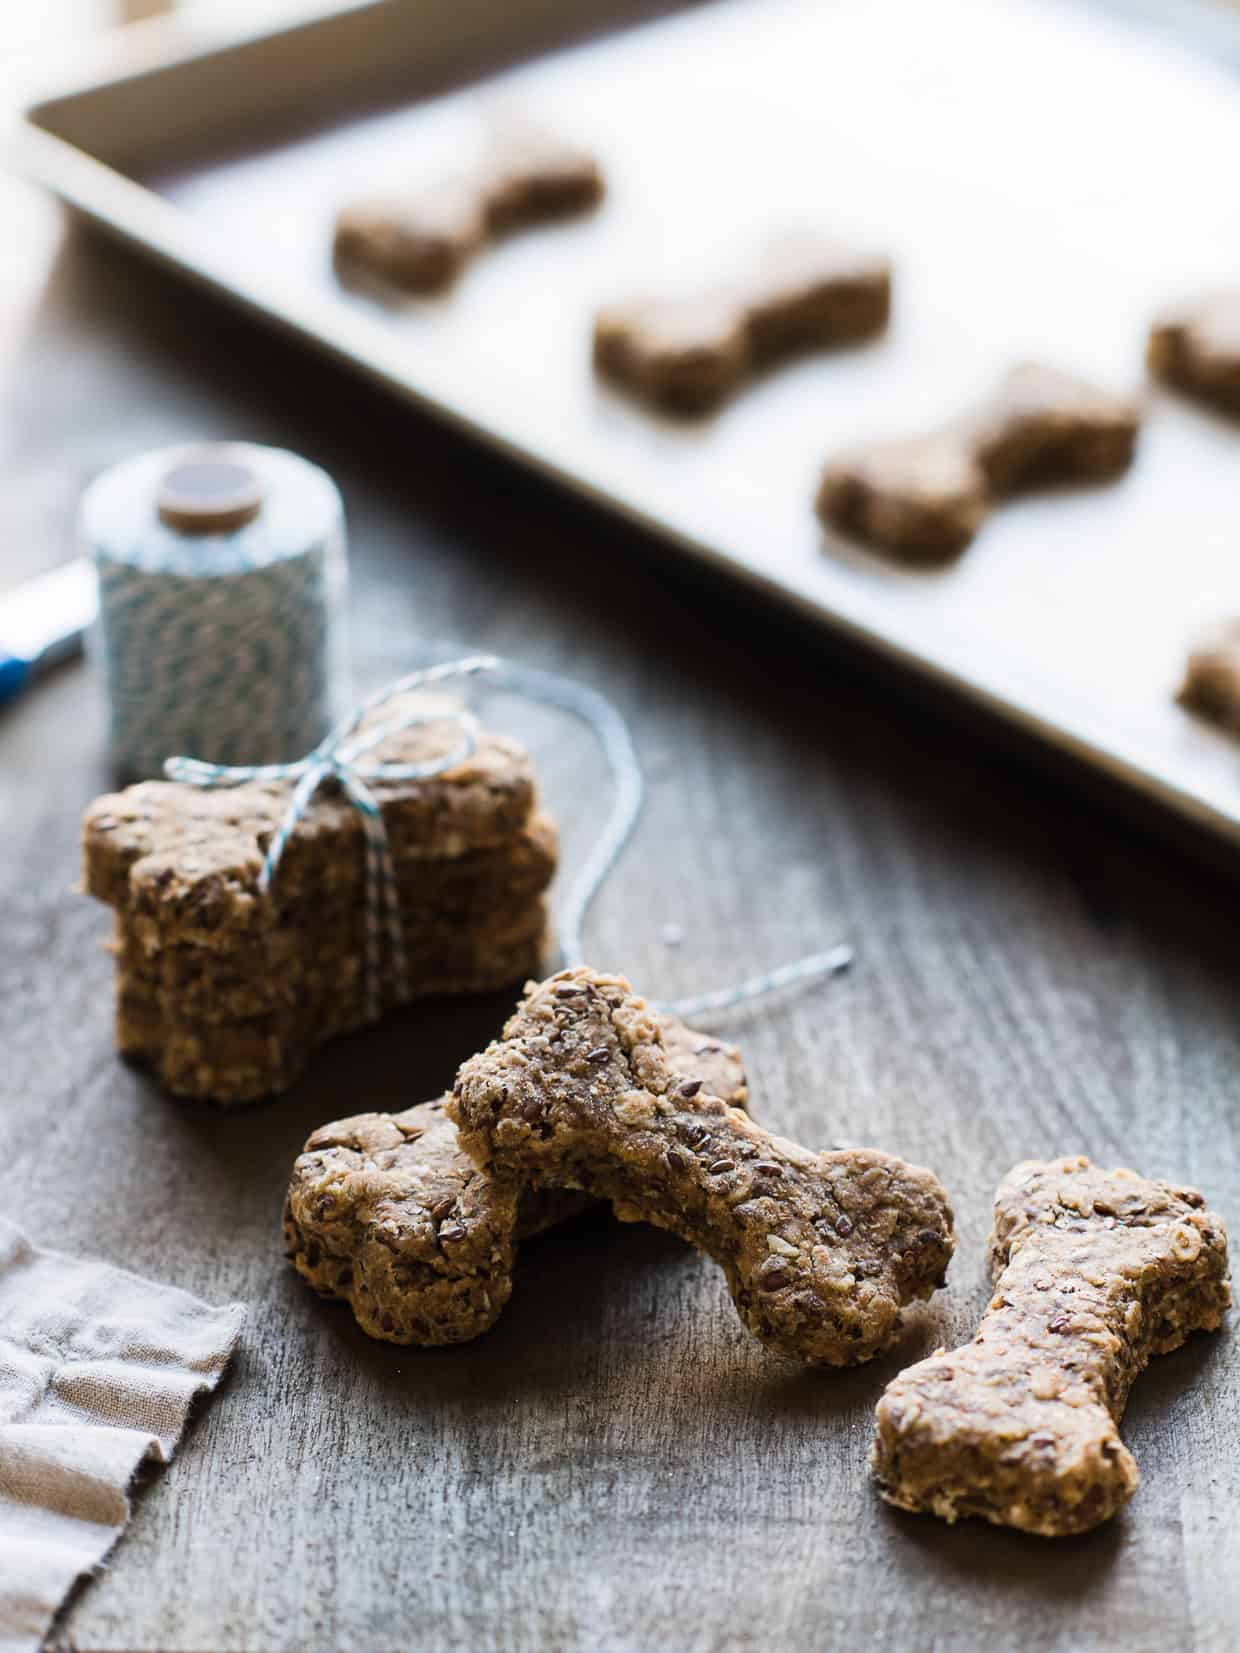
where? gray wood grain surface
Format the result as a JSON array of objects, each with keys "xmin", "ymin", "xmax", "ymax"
[{"xmin": 2, "ymin": 191, "xmax": 1237, "ymax": 1653}]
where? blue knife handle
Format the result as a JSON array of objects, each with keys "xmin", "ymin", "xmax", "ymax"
[{"xmin": 0, "ymin": 652, "xmax": 29, "ymax": 704}]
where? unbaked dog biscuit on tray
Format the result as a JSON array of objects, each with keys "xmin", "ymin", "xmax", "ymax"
[
  {"xmin": 481, "ymin": 119, "xmax": 606, "ymax": 230},
  {"xmin": 594, "ymin": 231, "xmax": 892, "ymax": 415},
  {"xmin": 871, "ymin": 1156, "xmax": 1230, "ymax": 1536},
  {"xmin": 284, "ymin": 1016, "xmax": 748, "ymax": 1347},
  {"xmin": 335, "ymin": 179, "xmax": 487, "ymax": 294},
  {"xmin": 817, "ymin": 362, "xmax": 1141, "ymax": 563},
  {"xmin": 449, "ymin": 967, "xmax": 955, "ymax": 1367},
  {"xmin": 1148, "ymin": 290, "xmax": 1240, "ymax": 417},
  {"xmin": 1177, "ymin": 618, "xmax": 1240, "ymax": 735},
  {"xmin": 334, "ymin": 117, "xmax": 604, "ymax": 295}
]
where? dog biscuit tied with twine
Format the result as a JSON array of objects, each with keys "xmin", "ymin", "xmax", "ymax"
[
  {"xmin": 79, "ymin": 441, "xmax": 348, "ymax": 781},
  {"xmin": 80, "ymin": 658, "xmax": 558, "ymax": 1103},
  {"xmin": 80, "ymin": 654, "xmax": 852, "ymax": 1105}
]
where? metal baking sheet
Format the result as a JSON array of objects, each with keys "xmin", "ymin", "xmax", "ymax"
[{"xmin": 16, "ymin": 0, "xmax": 1240, "ymax": 847}]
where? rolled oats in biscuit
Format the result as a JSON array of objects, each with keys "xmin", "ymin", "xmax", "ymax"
[
  {"xmin": 449, "ymin": 967, "xmax": 954, "ymax": 1367},
  {"xmin": 284, "ymin": 1016, "xmax": 747, "ymax": 1346},
  {"xmin": 871, "ymin": 1156, "xmax": 1230, "ymax": 1536},
  {"xmin": 594, "ymin": 232, "xmax": 891, "ymax": 415},
  {"xmin": 334, "ymin": 118, "xmax": 603, "ymax": 295},
  {"xmin": 1177, "ymin": 618, "xmax": 1240, "ymax": 734},
  {"xmin": 1148, "ymin": 290, "xmax": 1240, "ymax": 416},
  {"xmin": 817, "ymin": 362, "xmax": 1141, "ymax": 563}
]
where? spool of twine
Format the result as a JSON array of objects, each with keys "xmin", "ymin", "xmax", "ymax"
[{"xmin": 80, "ymin": 442, "xmax": 347, "ymax": 780}]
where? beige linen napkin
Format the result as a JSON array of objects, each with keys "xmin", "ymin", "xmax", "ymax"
[{"xmin": 0, "ymin": 1221, "xmax": 245, "ymax": 1653}]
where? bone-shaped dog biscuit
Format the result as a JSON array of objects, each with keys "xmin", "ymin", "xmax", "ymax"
[
  {"xmin": 449, "ymin": 967, "xmax": 954, "ymax": 1366},
  {"xmin": 284, "ymin": 1015, "xmax": 747, "ymax": 1346},
  {"xmin": 594, "ymin": 232, "xmax": 892, "ymax": 414},
  {"xmin": 334, "ymin": 180, "xmax": 486, "ymax": 294},
  {"xmin": 1178, "ymin": 618, "xmax": 1240, "ymax": 735},
  {"xmin": 1148, "ymin": 290, "xmax": 1240, "ymax": 417},
  {"xmin": 818, "ymin": 362, "xmax": 1141, "ymax": 562},
  {"xmin": 871, "ymin": 1156, "xmax": 1231, "ymax": 1536},
  {"xmin": 334, "ymin": 119, "xmax": 604, "ymax": 295}
]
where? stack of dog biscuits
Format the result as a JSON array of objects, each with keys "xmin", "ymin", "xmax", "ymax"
[{"xmin": 81, "ymin": 699, "xmax": 557, "ymax": 1103}]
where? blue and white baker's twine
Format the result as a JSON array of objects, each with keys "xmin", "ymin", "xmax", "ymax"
[
  {"xmin": 97, "ymin": 547, "xmax": 336, "ymax": 780},
  {"xmin": 164, "ymin": 655, "xmax": 852, "ymax": 1025},
  {"xmin": 84, "ymin": 445, "xmax": 344, "ymax": 782}
]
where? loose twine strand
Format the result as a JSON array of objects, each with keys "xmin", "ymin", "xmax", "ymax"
[{"xmin": 164, "ymin": 655, "xmax": 852, "ymax": 1025}]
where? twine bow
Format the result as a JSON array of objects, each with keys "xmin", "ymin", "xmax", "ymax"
[{"xmin": 165, "ymin": 655, "xmax": 499, "ymax": 1022}]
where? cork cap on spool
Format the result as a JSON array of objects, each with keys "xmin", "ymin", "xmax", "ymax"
[{"xmin": 157, "ymin": 449, "xmax": 264, "ymax": 536}]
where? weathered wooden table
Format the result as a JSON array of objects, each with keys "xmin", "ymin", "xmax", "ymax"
[{"xmin": 3, "ymin": 183, "xmax": 1237, "ymax": 1653}]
